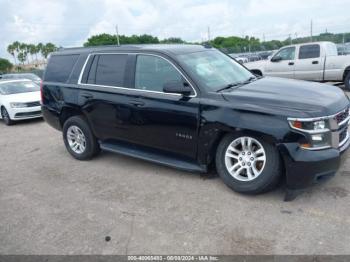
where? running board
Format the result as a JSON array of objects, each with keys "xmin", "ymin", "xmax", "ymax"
[{"xmin": 99, "ymin": 141, "xmax": 207, "ymax": 173}]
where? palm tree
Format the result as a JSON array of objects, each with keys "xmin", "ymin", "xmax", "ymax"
[
  {"xmin": 42, "ymin": 43, "xmax": 57, "ymax": 59},
  {"xmin": 13, "ymin": 41, "xmax": 21, "ymax": 59},
  {"xmin": 28, "ymin": 44, "xmax": 36, "ymax": 64},
  {"xmin": 33, "ymin": 45, "xmax": 40, "ymax": 62},
  {"xmin": 37, "ymin": 43, "xmax": 43, "ymax": 60},
  {"xmin": 18, "ymin": 43, "xmax": 28, "ymax": 65},
  {"xmin": 7, "ymin": 44, "xmax": 17, "ymax": 65}
]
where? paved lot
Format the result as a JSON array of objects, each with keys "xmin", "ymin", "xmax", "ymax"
[{"xmin": 1, "ymin": 90, "xmax": 350, "ymax": 255}]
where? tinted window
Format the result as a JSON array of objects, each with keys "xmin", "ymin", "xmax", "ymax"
[
  {"xmin": 87, "ymin": 55, "xmax": 99, "ymax": 84},
  {"xmin": 135, "ymin": 55, "xmax": 182, "ymax": 92},
  {"xmin": 94, "ymin": 54, "xmax": 128, "ymax": 86},
  {"xmin": 274, "ymin": 47, "xmax": 295, "ymax": 60},
  {"xmin": 45, "ymin": 55, "xmax": 79, "ymax": 82},
  {"xmin": 299, "ymin": 45, "xmax": 320, "ymax": 59}
]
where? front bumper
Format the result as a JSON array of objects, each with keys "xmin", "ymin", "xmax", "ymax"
[
  {"xmin": 9, "ymin": 106, "xmax": 42, "ymax": 120},
  {"xmin": 278, "ymin": 138, "xmax": 350, "ymax": 189}
]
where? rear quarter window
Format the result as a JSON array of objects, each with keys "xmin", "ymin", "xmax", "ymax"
[
  {"xmin": 299, "ymin": 45, "xmax": 320, "ymax": 59},
  {"xmin": 44, "ymin": 54, "xmax": 79, "ymax": 82}
]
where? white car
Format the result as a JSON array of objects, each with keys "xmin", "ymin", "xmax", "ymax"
[
  {"xmin": 0, "ymin": 79, "xmax": 42, "ymax": 125},
  {"xmin": 246, "ymin": 41, "xmax": 350, "ymax": 90}
]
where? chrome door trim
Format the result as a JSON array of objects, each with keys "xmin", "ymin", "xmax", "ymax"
[{"xmin": 77, "ymin": 52, "xmax": 198, "ymax": 98}]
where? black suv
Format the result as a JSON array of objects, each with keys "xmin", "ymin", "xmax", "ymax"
[{"xmin": 41, "ymin": 44, "xmax": 350, "ymax": 197}]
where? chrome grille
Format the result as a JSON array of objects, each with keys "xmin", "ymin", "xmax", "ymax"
[
  {"xmin": 25, "ymin": 101, "xmax": 41, "ymax": 107},
  {"xmin": 339, "ymin": 128, "xmax": 348, "ymax": 143},
  {"xmin": 329, "ymin": 106, "xmax": 350, "ymax": 149},
  {"xmin": 334, "ymin": 107, "xmax": 349, "ymax": 125}
]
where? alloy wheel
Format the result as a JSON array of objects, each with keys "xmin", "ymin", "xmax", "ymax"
[
  {"xmin": 224, "ymin": 136, "xmax": 266, "ymax": 181},
  {"xmin": 67, "ymin": 125, "xmax": 87, "ymax": 154}
]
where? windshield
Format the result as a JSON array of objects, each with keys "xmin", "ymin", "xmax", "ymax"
[
  {"xmin": 0, "ymin": 81, "xmax": 40, "ymax": 95},
  {"xmin": 178, "ymin": 50, "xmax": 254, "ymax": 91}
]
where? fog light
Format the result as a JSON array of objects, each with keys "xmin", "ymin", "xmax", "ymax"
[{"xmin": 311, "ymin": 134, "xmax": 324, "ymax": 141}]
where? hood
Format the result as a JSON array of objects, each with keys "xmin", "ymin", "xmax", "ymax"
[
  {"xmin": 2, "ymin": 91, "xmax": 41, "ymax": 103},
  {"xmin": 221, "ymin": 77, "xmax": 349, "ymax": 118}
]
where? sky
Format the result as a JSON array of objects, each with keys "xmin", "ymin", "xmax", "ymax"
[{"xmin": 0, "ymin": 0, "xmax": 350, "ymax": 61}]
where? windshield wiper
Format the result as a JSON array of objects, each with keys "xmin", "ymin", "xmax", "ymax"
[
  {"xmin": 216, "ymin": 82, "xmax": 243, "ymax": 92},
  {"xmin": 242, "ymin": 76, "xmax": 258, "ymax": 84},
  {"xmin": 216, "ymin": 76, "xmax": 260, "ymax": 93}
]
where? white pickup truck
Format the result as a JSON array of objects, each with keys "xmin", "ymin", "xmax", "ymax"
[{"xmin": 246, "ymin": 41, "xmax": 350, "ymax": 90}]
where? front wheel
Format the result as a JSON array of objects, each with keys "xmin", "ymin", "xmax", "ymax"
[
  {"xmin": 1, "ymin": 107, "xmax": 13, "ymax": 126},
  {"xmin": 216, "ymin": 134, "xmax": 282, "ymax": 194},
  {"xmin": 63, "ymin": 116, "xmax": 100, "ymax": 160},
  {"xmin": 345, "ymin": 71, "xmax": 350, "ymax": 91}
]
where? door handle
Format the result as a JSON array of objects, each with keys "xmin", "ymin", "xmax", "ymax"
[
  {"xmin": 129, "ymin": 100, "xmax": 145, "ymax": 107},
  {"xmin": 288, "ymin": 62, "xmax": 294, "ymax": 66},
  {"xmin": 81, "ymin": 92, "xmax": 93, "ymax": 99},
  {"xmin": 312, "ymin": 61, "xmax": 319, "ymax": 64}
]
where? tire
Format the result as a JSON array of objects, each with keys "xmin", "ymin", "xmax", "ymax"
[
  {"xmin": 62, "ymin": 115, "xmax": 100, "ymax": 160},
  {"xmin": 216, "ymin": 133, "xmax": 281, "ymax": 194},
  {"xmin": 1, "ymin": 107, "xmax": 14, "ymax": 126},
  {"xmin": 345, "ymin": 71, "xmax": 350, "ymax": 91}
]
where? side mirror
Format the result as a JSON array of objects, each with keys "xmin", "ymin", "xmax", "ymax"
[
  {"xmin": 271, "ymin": 56, "xmax": 282, "ymax": 62},
  {"xmin": 163, "ymin": 80, "xmax": 192, "ymax": 96}
]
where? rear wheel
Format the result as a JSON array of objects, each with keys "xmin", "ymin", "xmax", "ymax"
[
  {"xmin": 345, "ymin": 71, "xmax": 350, "ymax": 91},
  {"xmin": 1, "ymin": 107, "xmax": 13, "ymax": 126},
  {"xmin": 63, "ymin": 116, "xmax": 100, "ymax": 160},
  {"xmin": 216, "ymin": 133, "xmax": 281, "ymax": 194}
]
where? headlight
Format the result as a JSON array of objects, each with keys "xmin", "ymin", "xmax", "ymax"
[
  {"xmin": 10, "ymin": 102, "xmax": 28, "ymax": 108},
  {"xmin": 288, "ymin": 119, "xmax": 331, "ymax": 150},
  {"xmin": 289, "ymin": 120, "xmax": 328, "ymax": 132}
]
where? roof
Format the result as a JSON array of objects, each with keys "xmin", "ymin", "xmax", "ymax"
[
  {"xmin": 281, "ymin": 41, "xmax": 336, "ymax": 49},
  {"xmin": 0, "ymin": 79, "xmax": 32, "ymax": 84},
  {"xmin": 54, "ymin": 44, "xmax": 212, "ymax": 56},
  {"xmin": 2, "ymin": 73, "xmax": 37, "ymax": 76}
]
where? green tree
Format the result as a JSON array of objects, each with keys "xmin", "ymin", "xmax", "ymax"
[
  {"xmin": 0, "ymin": 58, "xmax": 13, "ymax": 72},
  {"xmin": 160, "ymin": 37, "xmax": 185, "ymax": 44},
  {"xmin": 84, "ymin": 33, "xmax": 162, "ymax": 47},
  {"xmin": 84, "ymin": 33, "xmax": 120, "ymax": 46}
]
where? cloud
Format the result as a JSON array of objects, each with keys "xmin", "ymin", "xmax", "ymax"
[{"xmin": 0, "ymin": 0, "xmax": 349, "ymax": 60}]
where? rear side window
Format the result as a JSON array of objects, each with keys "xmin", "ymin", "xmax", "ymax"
[
  {"xmin": 45, "ymin": 55, "xmax": 79, "ymax": 82},
  {"xmin": 92, "ymin": 54, "xmax": 128, "ymax": 86},
  {"xmin": 299, "ymin": 45, "xmax": 320, "ymax": 59}
]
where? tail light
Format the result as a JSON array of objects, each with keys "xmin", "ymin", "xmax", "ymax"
[{"xmin": 40, "ymin": 80, "xmax": 44, "ymax": 104}]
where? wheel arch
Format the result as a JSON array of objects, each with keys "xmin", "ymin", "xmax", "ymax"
[
  {"xmin": 0, "ymin": 105, "xmax": 5, "ymax": 118},
  {"xmin": 59, "ymin": 105, "xmax": 85, "ymax": 127},
  {"xmin": 199, "ymin": 123, "xmax": 286, "ymax": 167},
  {"xmin": 343, "ymin": 66, "xmax": 350, "ymax": 81}
]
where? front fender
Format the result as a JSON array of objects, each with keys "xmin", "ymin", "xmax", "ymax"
[
  {"xmin": 245, "ymin": 61, "xmax": 266, "ymax": 74},
  {"xmin": 197, "ymin": 106, "xmax": 302, "ymax": 165}
]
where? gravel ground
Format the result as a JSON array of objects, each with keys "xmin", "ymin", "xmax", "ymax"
[{"xmin": 0, "ymin": 89, "xmax": 350, "ymax": 255}]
